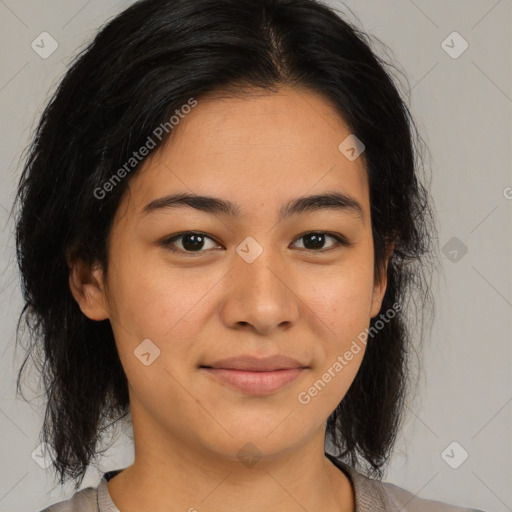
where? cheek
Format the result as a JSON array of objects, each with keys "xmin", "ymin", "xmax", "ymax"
[
  {"xmin": 298, "ymin": 255, "xmax": 374, "ymax": 400},
  {"xmin": 104, "ymin": 248, "xmax": 221, "ymax": 372},
  {"xmin": 302, "ymin": 256, "xmax": 375, "ymax": 338},
  {"xmin": 105, "ymin": 238, "xmax": 187, "ymax": 331},
  {"xmin": 294, "ymin": 278, "xmax": 373, "ymax": 417}
]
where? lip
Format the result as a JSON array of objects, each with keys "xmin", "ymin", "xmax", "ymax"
[
  {"xmin": 201, "ymin": 354, "xmax": 307, "ymax": 371},
  {"xmin": 202, "ymin": 367, "xmax": 306, "ymax": 395},
  {"xmin": 200, "ymin": 355, "xmax": 308, "ymax": 395}
]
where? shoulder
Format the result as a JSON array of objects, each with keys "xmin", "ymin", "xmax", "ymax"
[
  {"xmin": 328, "ymin": 455, "xmax": 485, "ymax": 512},
  {"xmin": 38, "ymin": 484, "xmax": 99, "ymax": 512},
  {"xmin": 377, "ymin": 478, "xmax": 486, "ymax": 512}
]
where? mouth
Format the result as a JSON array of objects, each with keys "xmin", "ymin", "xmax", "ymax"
[
  {"xmin": 200, "ymin": 367, "xmax": 306, "ymax": 395},
  {"xmin": 199, "ymin": 355, "xmax": 308, "ymax": 395}
]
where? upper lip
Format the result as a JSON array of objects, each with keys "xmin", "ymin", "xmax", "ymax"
[{"xmin": 201, "ymin": 355, "xmax": 307, "ymax": 371}]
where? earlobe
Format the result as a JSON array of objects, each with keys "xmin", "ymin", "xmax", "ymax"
[{"xmin": 67, "ymin": 257, "xmax": 110, "ymax": 321}]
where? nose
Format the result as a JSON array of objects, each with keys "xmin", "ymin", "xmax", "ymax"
[{"xmin": 220, "ymin": 245, "xmax": 301, "ymax": 335}]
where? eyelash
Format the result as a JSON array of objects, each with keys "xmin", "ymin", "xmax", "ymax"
[{"xmin": 161, "ymin": 231, "xmax": 351, "ymax": 255}]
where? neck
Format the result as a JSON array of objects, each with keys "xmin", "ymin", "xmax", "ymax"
[{"xmin": 107, "ymin": 413, "xmax": 354, "ymax": 512}]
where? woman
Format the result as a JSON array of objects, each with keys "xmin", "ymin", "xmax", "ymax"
[{"xmin": 13, "ymin": 0, "xmax": 484, "ymax": 510}]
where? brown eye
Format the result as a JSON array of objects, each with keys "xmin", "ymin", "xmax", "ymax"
[
  {"xmin": 292, "ymin": 232, "xmax": 349, "ymax": 252},
  {"xmin": 162, "ymin": 232, "xmax": 221, "ymax": 254}
]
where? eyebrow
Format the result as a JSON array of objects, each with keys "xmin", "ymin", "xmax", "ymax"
[{"xmin": 140, "ymin": 191, "xmax": 365, "ymax": 224}]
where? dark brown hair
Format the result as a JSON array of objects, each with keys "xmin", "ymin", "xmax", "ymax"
[{"xmin": 13, "ymin": 0, "xmax": 437, "ymax": 490}]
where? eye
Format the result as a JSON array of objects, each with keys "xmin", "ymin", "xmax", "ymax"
[
  {"xmin": 291, "ymin": 232, "xmax": 349, "ymax": 252},
  {"xmin": 161, "ymin": 230, "xmax": 350, "ymax": 256},
  {"xmin": 161, "ymin": 231, "xmax": 221, "ymax": 254}
]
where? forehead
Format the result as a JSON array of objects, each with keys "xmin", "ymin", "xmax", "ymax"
[{"xmin": 123, "ymin": 86, "xmax": 369, "ymax": 218}]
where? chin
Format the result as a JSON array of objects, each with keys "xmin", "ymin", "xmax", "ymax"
[{"xmin": 194, "ymin": 418, "xmax": 308, "ymax": 465}]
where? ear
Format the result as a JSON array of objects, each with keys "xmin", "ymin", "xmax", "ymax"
[
  {"xmin": 370, "ymin": 240, "xmax": 394, "ymax": 318},
  {"xmin": 66, "ymin": 253, "xmax": 110, "ymax": 321}
]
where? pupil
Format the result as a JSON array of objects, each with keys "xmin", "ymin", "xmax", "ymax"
[
  {"xmin": 304, "ymin": 233, "xmax": 324, "ymax": 249},
  {"xmin": 179, "ymin": 233, "xmax": 326, "ymax": 252},
  {"xmin": 183, "ymin": 234, "xmax": 204, "ymax": 251}
]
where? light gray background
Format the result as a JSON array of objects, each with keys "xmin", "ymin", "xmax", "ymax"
[{"xmin": 0, "ymin": 1, "xmax": 510, "ymax": 511}]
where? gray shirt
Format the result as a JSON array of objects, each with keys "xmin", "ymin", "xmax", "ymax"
[{"xmin": 40, "ymin": 456, "xmax": 485, "ymax": 512}]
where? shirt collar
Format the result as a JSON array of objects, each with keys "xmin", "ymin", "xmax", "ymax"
[{"xmin": 98, "ymin": 456, "xmax": 392, "ymax": 512}]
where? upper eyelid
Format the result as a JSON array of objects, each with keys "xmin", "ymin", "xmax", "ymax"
[
  {"xmin": 163, "ymin": 231, "xmax": 347, "ymax": 252},
  {"xmin": 164, "ymin": 231, "xmax": 221, "ymax": 246}
]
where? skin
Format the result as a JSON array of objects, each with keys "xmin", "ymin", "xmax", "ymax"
[{"xmin": 68, "ymin": 85, "xmax": 393, "ymax": 512}]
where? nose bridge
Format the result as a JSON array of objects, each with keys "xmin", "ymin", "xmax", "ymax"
[
  {"xmin": 236, "ymin": 234, "xmax": 288, "ymax": 298},
  {"xmin": 222, "ymin": 234, "xmax": 299, "ymax": 332}
]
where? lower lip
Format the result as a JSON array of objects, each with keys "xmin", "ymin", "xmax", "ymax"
[{"xmin": 202, "ymin": 368, "xmax": 305, "ymax": 395}]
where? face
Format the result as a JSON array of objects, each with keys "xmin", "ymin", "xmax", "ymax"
[{"xmin": 71, "ymin": 86, "xmax": 390, "ymax": 464}]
